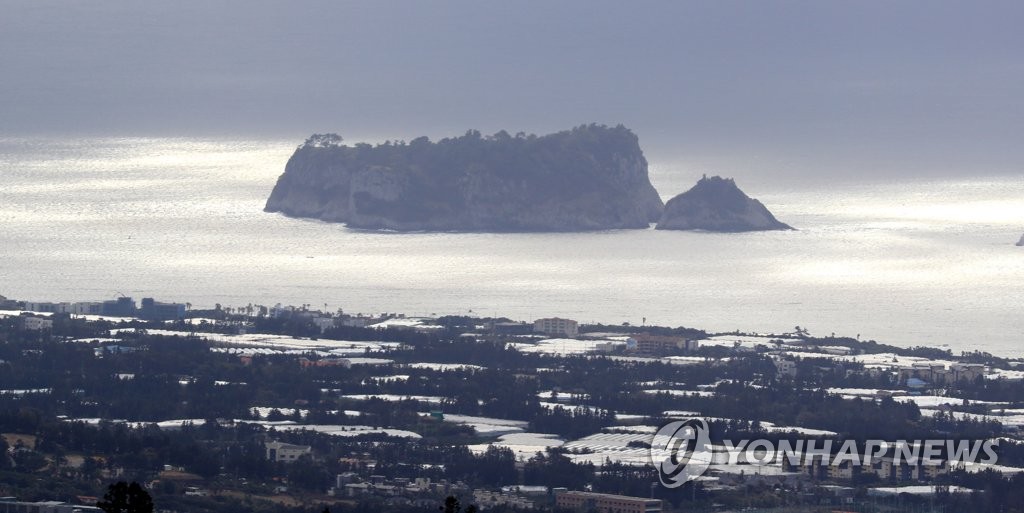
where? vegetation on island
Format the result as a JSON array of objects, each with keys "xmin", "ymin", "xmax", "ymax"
[{"xmin": 265, "ymin": 125, "xmax": 665, "ymax": 231}]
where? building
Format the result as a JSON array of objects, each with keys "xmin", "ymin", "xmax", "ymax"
[
  {"xmin": 21, "ymin": 316, "xmax": 53, "ymax": 331},
  {"xmin": 473, "ymin": 490, "xmax": 535, "ymax": 510},
  {"xmin": 93, "ymin": 345, "xmax": 138, "ymax": 358},
  {"xmin": 772, "ymin": 357, "xmax": 798, "ymax": 379},
  {"xmin": 70, "ymin": 302, "xmax": 104, "ymax": 315},
  {"xmin": 898, "ymin": 362, "xmax": 986, "ymax": 386},
  {"xmin": 269, "ymin": 304, "xmax": 294, "ymax": 318},
  {"xmin": 555, "ymin": 491, "xmax": 661, "ymax": 513},
  {"xmin": 339, "ymin": 315, "xmax": 373, "ymax": 328},
  {"xmin": 533, "ymin": 317, "xmax": 579, "ymax": 337},
  {"xmin": 298, "ymin": 357, "xmax": 351, "ymax": 368},
  {"xmin": 819, "ymin": 345, "xmax": 854, "ymax": 356},
  {"xmin": 788, "ymin": 456, "xmax": 951, "ymax": 483},
  {"xmin": 311, "ymin": 316, "xmax": 336, "ymax": 332},
  {"xmin": 23, "ymin": 300, "xmax": 118, "ymax": 316},
  {"xmin": 101, "ymin": 297, "xmax": 136, "ymax": 317},
  {"xmin": 335, "ymin": 472, "xmax": 359, "ymax": 489},
  {"xmin": 265, "ymin": 441, "xmax": 312, "ymax": 462},
  {"xmin": 24, "ymin": 302, "xmax": 70, "ymax": 314},
  {"xmin": 594, "ymin": 340, "xmax": 627, "ymax": 352},
  {"xmin": 490, "ymin": 321, "xmax": 534, "ymax": 336},
  {"xmin": 863, "ymin": 457, "xmax": 950, "ymax": 482},
  {"xmin": 138, "ymin": 297, "xmax": 186, "ymax": 321},
  {"xmin": 828, "ymin": 460, "xmax": 855, "ymax": 480},
  {"xmin": 947, "ymin": 363, "xmax": 985, "ymax": 383},
  {"xmin": 631, "ymin": 333, "xmax": 697, "ymax": 354}
]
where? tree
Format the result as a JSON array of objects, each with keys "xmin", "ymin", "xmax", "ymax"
[
  {"xmin": 303, "ymin": 133, "xmax": 343, "ymax": 148},
  {"xmin": 440, "ymin": 496, "xmax": 477, "ymax": 513},
  {"xmin": 97, "ymin": 481, "xmax": 154, "ymax": 513}
]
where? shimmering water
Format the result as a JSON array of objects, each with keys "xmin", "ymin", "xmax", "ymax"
[{"xmin": 1, "ymin": 137, "xmax": 1022, "ymax": 355}]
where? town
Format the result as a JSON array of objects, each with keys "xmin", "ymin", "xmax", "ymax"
[{"xmin": 1, "ymin": 293, "xmax": 1024, "ymax": 513}]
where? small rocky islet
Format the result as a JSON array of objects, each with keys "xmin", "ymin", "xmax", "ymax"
[{"xmin": 655, "ymin": 175, "xmax": 793, "ymax": 232}]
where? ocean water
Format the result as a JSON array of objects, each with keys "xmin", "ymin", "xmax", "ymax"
[{"xmin": 1, "ymin": 137, "xmax": 1022, "ymax": 356}]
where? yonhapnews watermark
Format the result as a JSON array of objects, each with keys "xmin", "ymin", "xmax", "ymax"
[{"xmin": 649, "ymin": 418, "xmax": 999, "ymax": 488}]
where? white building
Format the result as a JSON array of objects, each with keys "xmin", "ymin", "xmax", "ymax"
[
  {"xmin": 819, "ymin": 345, "xmax": 854, "ymax": 356},
  {"xmin": 473, "ymin": 490, "xmax": 536, "ymax": 510},
  {"xmin": 71, "ymin": 302, "xmax": 104, "ymax": 315},
  {"xmin": 23, "ymin": 301, "xmax": 105, "ymax": 315},
  {"xmin": 269, "ymin": 304, "xmax": 294, "ymax": 318},
  {"xmin": 24, "ymin": 302, "xmax": 70, "ymax": 314},
  {"xmin": 265, "ymin": 441, "xmax": 312, "ymax": 463},
  {"xmin": 533, "ymin": 317, "xmax": 579, "ymax": 337},
  {"xmin": 22, "ymin": 316, "xmax": 53, "ymax": 331},
  {"xmin": 772, "ymin": 357, "xmax": 797, "ymax": 379},
  {"xmin": 311, "ymin": 316, "xmax": 336, "ymax": 332},
  {"xmin": 339, "ymin": 315, "xmax": 372, "ymax": 328}
]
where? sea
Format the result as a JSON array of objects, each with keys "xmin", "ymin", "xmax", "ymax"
[{"xmin": 1, "ymin": 137, "xmax": 1022, "ymax": 356}]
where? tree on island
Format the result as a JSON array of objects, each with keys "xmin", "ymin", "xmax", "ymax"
[
  {"xmin": 97, "ymin": 481, "xmax": 153, "ymax": 513},
  {"xmin": 302, "ymin": 133, "xmax": 343, "ymax": 148}
]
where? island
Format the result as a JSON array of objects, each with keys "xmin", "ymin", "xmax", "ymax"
[
  {"xmin": 1017, "ymin": 233, "xmax": 1024, "ymax": 246},
  {"xmin": 655, "ymin": 175, "xmax": 793, "ymax": 232},
  {"xmin": 264, "ymin": 124, "xmax": 665, "ymax": 231}
]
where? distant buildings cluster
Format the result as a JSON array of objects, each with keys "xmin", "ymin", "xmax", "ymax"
[
  {"xmin": 267, "ymin": 304, "xmax": 437, "ymax": 333},
  {"xmin": 769, "ymin": 354, "xmax": 988, "ymax": 387},
  {"xmin": 329, "ymin": 472, "xmax": 485, "ymax": 510},
  {"xmin": 489, "ymin": 317, "xmax": 702, "ymax": 356},
  {"xmin": 2, "ymin": 294, "xmax": 189, "ymax": 332},
  {"xmin": 18, "ymin": 296, "xmax": 186, "ymax": 321},
  {"xmin": 259, "ymin": 440, "xmax": 635, "ymax": 511},
  {"xmin": 327, "ymin": 476, "xmax": 661, "ymax": 512},
  {"xmin": 899, "ymin": 362, "xmax": 985, "ymax": 387},
  {"xmin": 786, "ymin": 455, "xmax": 954, "ymax": 483},
  {"xmin": 473, "ymin": 488, "xmax": 545, "ymax": 510}
]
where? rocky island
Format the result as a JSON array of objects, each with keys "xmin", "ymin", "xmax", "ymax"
[
  {"xmin": 655, "ymin": 175, "xmax": 793, "ymax": 232},
  {"xmin": 264, "ymin": 124, "xmax": 664, "ymax": 231},
  {"xmin": 1017, "ymin": 233, "xmax": 1024, "ymax": 246}
]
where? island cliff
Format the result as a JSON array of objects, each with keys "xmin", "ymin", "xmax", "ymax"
[
  {"xmin": 655, "ymin": 175, "xmax": 793, "ymax": 232},
  {"xmin": 264, "ymin": 125, "xmax": 664, "ymax": 231}
]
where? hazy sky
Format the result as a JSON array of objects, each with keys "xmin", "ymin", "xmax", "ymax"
[{"xmin": 2, "ymin": 1, "xmax": 1022, "ymax": 178}]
